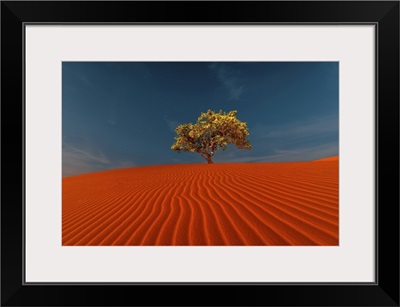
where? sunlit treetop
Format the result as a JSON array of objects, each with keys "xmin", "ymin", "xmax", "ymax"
[{"xmin": 171, "ymin": 109, "xmax": 251, "ymax": 164}]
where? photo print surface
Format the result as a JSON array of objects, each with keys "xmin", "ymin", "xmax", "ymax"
[{"xmin": 62, "ymin": 62, "xmax": 339, "ymax": 246}]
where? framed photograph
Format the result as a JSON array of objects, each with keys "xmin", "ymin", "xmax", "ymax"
[{"xmin": 2, "ymin": 1, "xmax": 399, "ymax": 306}]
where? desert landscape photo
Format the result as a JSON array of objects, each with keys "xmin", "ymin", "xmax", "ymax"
[{"xmin": 62, "ymin": 62, "xmax": 339, "ymax": 246}]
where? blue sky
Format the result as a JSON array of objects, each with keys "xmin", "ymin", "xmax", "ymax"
[{"xmin": 62, "ymin": 62, "xmax": 338, "ymax": 177}]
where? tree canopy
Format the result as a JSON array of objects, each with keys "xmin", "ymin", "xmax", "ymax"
[{"xmin": 171, "ymin": 109, "xmax": 251, "ymax": 164}]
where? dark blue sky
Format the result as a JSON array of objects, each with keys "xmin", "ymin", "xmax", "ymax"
[{"xmin": 62, "ymin": 62, "xmax": 338, "ymax": 177}]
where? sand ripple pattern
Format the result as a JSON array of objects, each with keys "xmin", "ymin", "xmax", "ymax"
[{"xmin": 62, "ymin": 158, "xmax": 339, "ymax": 246}]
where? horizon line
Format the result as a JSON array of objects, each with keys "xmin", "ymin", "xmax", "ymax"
[{"xmin": 63, "ymin": 155, "xmax": 339, "ymax": 178}]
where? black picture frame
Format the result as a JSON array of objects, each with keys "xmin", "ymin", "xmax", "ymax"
[{"xmin": 1, "ymin": 1, "xmax": 399, "ymax": 306}]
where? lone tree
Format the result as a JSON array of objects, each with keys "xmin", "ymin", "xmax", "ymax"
[{"xmin": 171, "ymin": 109, "xmax": 251, "ymax": 164}]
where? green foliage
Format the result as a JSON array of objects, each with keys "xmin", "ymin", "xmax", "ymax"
[{"xmin": 171, "ymin": 109, "xmax": 251, "ymax": 163}]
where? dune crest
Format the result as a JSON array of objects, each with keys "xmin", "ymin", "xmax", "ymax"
[
  {"xmin": 63, "ymin": 160, "xmax": 339, "ymax": 246},
  {"xmin": 314, "ymin": 156, "xmax": 339, "ymax": 162}
]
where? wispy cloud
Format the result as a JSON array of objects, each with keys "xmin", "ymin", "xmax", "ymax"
[
  {"xmin": 62, "ymin": 143, "xmax": 135, "ymax": 177},
  {"xmin": 107, "ymin": 101, "xmax": 118, "ymax": 125},
  {"xmin": 219, "ymin": 142, "xmax": 338, "ymax": 163},
  {"xmin": 212, "ymin": 115, "xmax": 338, "ymax": 163},
  {"xmin": 164, "ymin": 116, "xmax": 180, "ymax": 133},
  {"xmin": 253, "ymin": 115, "xmax": 338, "ymax": 146},
  {"xmin": 63, "ymin": 145, "xmax": 111, "ymax": 165},
  {"xmin": 78, "ymin": 74, "xmax": 94, "ymax": 87},
  {"xmin": 265, "ymin": 142, "xmax": 338, "ymax": 162},
  {"xmin": 63, "ymin": 65, "xmax": 94, "ymax": 88},
  {"xmin": 208, "ymin": 63, "xmax": 244, "ymax": 100}
]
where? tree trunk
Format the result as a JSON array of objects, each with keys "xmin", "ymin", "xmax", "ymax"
[{"xmin": 206, "ymin": 155, "xmax": 214, "ymax": 164}]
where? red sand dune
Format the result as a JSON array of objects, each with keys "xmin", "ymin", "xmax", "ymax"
[{"xmin": 62, "ymin": 158, "xmax": 339, "ymax": 246}]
